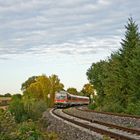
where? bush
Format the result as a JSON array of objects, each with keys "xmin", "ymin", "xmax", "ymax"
[
  {"xmin": 24, "ymin": 100, "xmax": 47, "ymax": 121},
  {"xmin": 17, "ymin": 120, "xmax": 59, "ymax": 140},
  {"xmin": 9, "ymin": 95, "xmax": 47, "ymax": 122},
  {"xmin": 0, "ymin": 111, "xmax": 17, "ymax": 140},
  {"xmin": 101, "ymin": 101, "xmax": 125, "ymax": 113},
  {"xmin": 9, "ymin": 95, "xmax": 28, "ymax": 123},
  {"xmin": 125, "ymin": 101, "xmax": 140, "ymax": 115},
  {"xmin": 17, "ymin": 120, "xmax": 45, "ymax": 140},
  {"xmin": 88, "ymin": 103, "xmax": 97, "ymax": 110}
]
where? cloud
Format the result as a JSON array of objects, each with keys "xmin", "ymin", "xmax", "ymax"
[
  {"xmin": 0, "ymin": 36, "xmax": 121, "ymax": 60},
  {"xmin": 0, "ymin": 0, "xmax": 140, "ymax": 60}
]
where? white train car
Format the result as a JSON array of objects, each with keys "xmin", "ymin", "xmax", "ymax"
[{"xmin": 54, "ymin": 91, "xmax": 89, "ymax": 107}]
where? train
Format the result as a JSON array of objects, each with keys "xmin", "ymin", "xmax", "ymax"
[{"xmin": 54, "ymin": 91, "xmax": 89, "ymax": 107}]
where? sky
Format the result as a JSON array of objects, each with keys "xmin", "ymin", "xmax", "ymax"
[{"xmin": 0, "ymin": 0, "xmax": 140, "ymax": 94}]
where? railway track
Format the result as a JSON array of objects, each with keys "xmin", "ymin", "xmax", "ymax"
[
  {"xmin": 52, "ymin": 108, "xmax": 140, "ymax": 140},
  {"xmin": 77, "ymin": 106, "xmax": 140, "ymax": 119}
]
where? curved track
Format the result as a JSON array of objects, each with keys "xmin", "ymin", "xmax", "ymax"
[
  {"xmin": 77, "ymin": 106, "xmax": 140, "ymax": 119},
  {"xmin": 52, "ymin": 108, "xmax": 140, "ymax": 140}
]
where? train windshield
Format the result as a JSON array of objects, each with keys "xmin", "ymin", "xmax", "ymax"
[{"xmin": 55, "ymin": 94, "xmax": 66, "ymax": 100}]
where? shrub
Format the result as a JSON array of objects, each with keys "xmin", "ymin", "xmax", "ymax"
[
  {"xmin": 0, "ymin": 111, "xmax": 17, "ymax": 140},
  {"xmin": 88, "ymin": 103, "xmax": 97, "ymax": 110},
  {"xmin": 125, "ymin": 101, "xmax": 140, "ymax": 115},
  {"xmin": 17, "ymin": 120, "xmax": 45, "ymax": 140},
  {"xmin": 8, "ymin": 94, "xmax": 29, "ymax": 123},
  {"xmin": 24, "ymin": 100, "xmax": 47, "ymax": 121}
]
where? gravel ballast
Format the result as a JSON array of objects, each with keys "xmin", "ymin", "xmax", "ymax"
[
  {"xmin": 65, "ymin": 107, "xmax": 140, "ymax": 129},
  {"xmin": 43, "ymin": 109, "xmax": 102, "ymax": 140}
]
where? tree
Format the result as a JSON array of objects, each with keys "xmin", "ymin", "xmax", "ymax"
[
  {"xmin": 87, "ymin": 17, "xmax": 140, "ymax": 114},
  {"xmin": 67, "ymin": 87, "xmax": 78, "ymax": 95},
  {"xmin": 81, "ymin": 83, "xmax": 95, "ymax": 97},
  {"xmin": 87, "ymin": 60, "xmax": 108, "ymax": 108},
  {"xmin": 21, "ymin": 76, "xmax": 38, "ymax": 92},
  {"xmin": 119, "ymin": 17, "xmax": 140, "ymax": 114},
  {"xmin": 22, "ymin": 74, "xmax": 64, "ymax": 107},
  {"xmin": 4, "ymin": 93, "xmax": 11, "ymax": 97},
  {"xmin": 49, "ymin": 74, "xmax": 64, "ymax": 106}
]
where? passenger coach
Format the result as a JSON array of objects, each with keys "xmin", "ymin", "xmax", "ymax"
[{"xmin": 54, "ymin": 91, "xmax": 89, "ymax": 107}]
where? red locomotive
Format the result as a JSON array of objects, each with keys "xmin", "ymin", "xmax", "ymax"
[{"xmin": 54, "ymin": 91, "xmax": 89, "ymax": 107}]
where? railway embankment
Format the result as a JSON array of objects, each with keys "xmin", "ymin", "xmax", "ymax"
[
  {"xmin": 43, "ymin": 109, "xmax": 102, "ymax": 140},
  {"xmin": 42, "ymin": 107, "xmax": 140, "ymax": 140}
]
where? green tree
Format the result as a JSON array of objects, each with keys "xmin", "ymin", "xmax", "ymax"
[
  {"xmin": 119, "ymin": 17, "xmax": 140, "ymax": 114},
  {"xmin": 87, "ymin": 17, "xmax": 140, "ymax": 114},
  {"xmin": 87, "ymin": 61, "xmax": 108, "ymax": 108},
  {"xmin": 67, "ymin": 87, "xmax": 78, "ymax": 95},
  {"xmin": 4, "ymin": 93, "xmax": 11, "ymax": 97}
]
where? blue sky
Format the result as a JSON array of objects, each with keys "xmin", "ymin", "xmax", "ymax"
[{"xmin": 0, "ymin": 0, "xmax": 140, "ymax": 94}]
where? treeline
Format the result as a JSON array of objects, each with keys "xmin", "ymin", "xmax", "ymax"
[
  {"xmin": 87, "ymin": 18, "xmax": 140, "ymax": 115},
  {"xmin": 0, "ymin": 73, "xmax": 95, "ymax": 139},
  {"xmin": 0, "ymin": 93, "xmax": 12, "ymax": 97},
  {"xmin": 8, "ymin": 74, "xmax": 63, "ymax": 123}
]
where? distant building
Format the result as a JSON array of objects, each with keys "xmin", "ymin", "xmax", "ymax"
[{"xmin": 0, "ymin": 97, "xmax": 11, "ymax": 106}]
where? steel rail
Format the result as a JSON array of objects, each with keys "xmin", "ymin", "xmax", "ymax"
[
  {"xmin": 63, "ymin": 109, "xmax": 140, "ymax": 135},
  {"xmin": 52, "ymin": 108, "xmax": 140, "ymax": 140},
  {"xmin": 77, "ymin": 107, "xmax": 140, "ymax": 119}
]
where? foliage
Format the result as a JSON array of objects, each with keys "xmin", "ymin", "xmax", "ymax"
[
  {"xmin": 22, "ymin": 74, "xmax": 64, "ymax": 107},
  {"xmin": 103, "ymin": 135, "xmax": 111, "ymax": 140},
  {"xmin": 49, "ymin": 74, "xmax": 64, "ymax": 106},
  {"xmin": 81, "ymin": 83, "xmax": 95, "ymax": 97},
  {"xmin": 4, "ymin": 93, "xmax": 12, "ymax": 97},
  {"xmin": 23, "ymin": 99, "xmax": 48, "ymax": 121},
  {"xmin": 9, "ymin": 94, "xmax": 47, "ymax": 122},
  {"xmin": 125, "ymin": 101, "xmax": 140, "ymax": 115},
  {"xmin": 21, "ymin": 76, "xmax": 38, "ymax": 92},
  {"xmin": 88, "ymin": 103, "xmax": 97, "ymax": 110},
  {"xmin": 46, "ymin": 132, "xmax": 59, "ymax": 140},
  {"xmin": 9, "ymin": 94, "xmax": 28, "ymax": 123},
  {"xmin": 87, "ymin": 17, "xmax": 140, "ymax": 115},
  {"xmin": 0, "ymin": 110, "xmax": 59, "ymax": 140},
  {"xmin": 67, "ymin": 87, "xmax": 78, "ymax": 95},
  {"xmin": 17, "ymin": 120, "xmax": 45, "ymax": 140},
  {"xmin": 0, "ymin": 110, "xmax": 17, "ymax": 140},
  {"xmin": 0, "ymin": 93, "xmax": 12, "ymax": 97},
  {"xmin": 87, "ymin": 60, "xmax": 108, "ymax": 108}
]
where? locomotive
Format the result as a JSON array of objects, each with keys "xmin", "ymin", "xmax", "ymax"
[{"xmin": 54, "ymin": 91, "xmax": 89, "ymax": 107}]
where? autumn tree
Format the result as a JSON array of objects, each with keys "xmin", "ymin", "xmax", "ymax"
[
  {"xmin": 81, "ymin": 83, "xmax": 95, "ymax": 97},
  {"xmin": 21, "ymin": 76, "xmax": 38, "ymax": 92},
  {"xmin": 49, "ymin": 74, "xmax": 64, "ymax": 106},
  {"xmin": 22, "ymin": 74, "xmax": 64, "ymax": 107}
]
